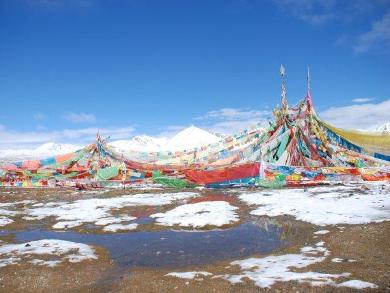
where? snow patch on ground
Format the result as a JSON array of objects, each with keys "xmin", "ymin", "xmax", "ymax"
[
  {"xmin": 171, "ymin": 241, "xmax": 376, "ymax": 289},
  {"xmin": 128, "ymin": 184, "xmax": 163, "ymax": 190},
  {"xmin": 102, "ymin": 223, "xmax": 138, "ymax": 232},
  {"xmin": 223, "ymin": 241, "xmax": 346, "ymax": 288},
  {"xmin": 0, "ymin": 216, "xmax": 13, "ymax": 227},
  {"xmin": 0, "ymin": 200, "xmax": 36, "ymax": 227},
  {"xmin": 151, "ymin": 201, "xmax": 239, "ymax": 228},
  {"xmin": 220, "ymin": 239, "xmax": 377, "ymax": 289},
  {"xmin": 337, "ymin": 280, "xmax": 378, "ymax": 289},
  {"xmin": 239, "ymin": 184, "xmax": 390, "ymax": 225},
  {"xmin": 28, "ymin": 259, "xmax": 62, "ymax": 267},
  {"xmin": 94, "ymin": 216, "xmax": 136, "ymax": 226},
  {"xmin": 331, "ymin": 257, "xmax": 356, "ymax": 263},
  {"xmin": 0, "ymin": 239, "xmax": 97, "ymax": 268},
  {"xmin": 314, "ymin": 230, "xmax": 330, "ymax": 235},
  {"xmin": 71, "ymin": 189, "xmax": 109, "ymax": 195},
  {"xmin": 24, "ymin": 192, "xmax": 198, "ymax": 231},
  {"xmin": 166, "ymin": 271, "xmax": 213, "ymax": 279}
]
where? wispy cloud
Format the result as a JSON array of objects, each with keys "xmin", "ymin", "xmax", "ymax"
[
  {"xmin": 273, "ymin": 0, "xmax": 385, "ymax": 25},
  {"xmin": 0, "ymin": 125, "xmax": 135, "ymax": 149},
  {"xmin": 319, "ymin": 99, "xmax": 390, "ymax": 130},
  {"xmin": 33, "ymin": 112, "xmax": 46, "ymax": 121},
  {"xmin": 1, "ymin": 99, "xmax": 389, "ymax": 149},
  {"xmin": 196, "ymin": 107, "xmax": 271, "ymax": 134},
  {"xmin": 354, "ymin": 12, "xmax": 390, "ymax": 53},
  {"xmin": 63, "ymin": 112, "xmax": 96, "ymax": 123},
  {"xmin": 273, "ymin": 0, "xmax": 390, "ymax": 53},
  {"xmin": 352, "ymin": 97, "xmax": 374, "ymax": 103},
  {"xmin": 273, "ymin": 0, "xmax": 339, "ymax": 25}
]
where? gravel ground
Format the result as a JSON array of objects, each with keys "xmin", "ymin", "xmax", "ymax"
[{"xmin": 0, "ymin": 187, "xmax": 389, "ymax": 292}]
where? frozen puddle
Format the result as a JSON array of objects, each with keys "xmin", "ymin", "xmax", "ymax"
[
  {"xmin": 239, "ymin": 184, "xmax": 390, "ymax": 225},
  {"xmin": 11, "ymin": 218, "xmax": 291, "ymax": 268},
  {"xmin": 0, "ymin": 239, "xmax": 97, "ymax": 268}
]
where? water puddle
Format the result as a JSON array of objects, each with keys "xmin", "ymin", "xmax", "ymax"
[{"xmin": 10, "ymin": 217, "xmax": 293, "ymax": 269}]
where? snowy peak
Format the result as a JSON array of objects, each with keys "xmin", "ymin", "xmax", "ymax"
[
  {"xmin": 374, "ymin": 122, "xmax": 390, "ymax": 134},
  {"xmin": 35, "ymin": 143, "xmax": 80, "ymax": 154},
  {"xmin": 131, "ymin": 135, "xmax": 169, "ymax": 146},
  {"xmin": 0, "ymin": 143, "xmax": 80, "ymax": 162},
  {"xmin": 110, "ymin": 126, "xmax": 221, "ymax": 152},
  {"xmin": 0, "ymin": 126, "xmax": 221, "ymax": 161},
  {"xmin": 109, "ymin": 135, "xmax": 168, "ymax": 152},
  {"xmin": 166, "ymin": 126, "xmax": 220, "ymax": 150}
]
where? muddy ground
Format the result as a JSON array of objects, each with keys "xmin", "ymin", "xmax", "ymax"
[{"xmin": 0, "ymin": 187, "xmax": 389, "ymax": 293}]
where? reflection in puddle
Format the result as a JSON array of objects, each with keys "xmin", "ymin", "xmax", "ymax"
[
  {"xmin": 134, "ymin": 217, "xmax": 154, "ymax": 224},
  {"xmin": 188, "ymin": 193, "xmax": 238, "ymax": 205},
  {"xmin": 12, "ymin": 218, "xmax": 292, "ymax": 268}
]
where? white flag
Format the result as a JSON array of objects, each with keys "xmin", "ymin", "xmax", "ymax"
[{"xmin": 280, "ymin": 64, "xmax": 285, "ymax": 76}]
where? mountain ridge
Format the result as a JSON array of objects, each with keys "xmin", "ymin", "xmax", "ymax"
[{"xmin": 0, "ymin": 126, "xmax": 221, "ymax": 161}]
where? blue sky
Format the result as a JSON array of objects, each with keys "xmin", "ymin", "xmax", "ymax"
[{"xmin": 0, "ymin": 0, "xmax": 389, "ymax": 148}]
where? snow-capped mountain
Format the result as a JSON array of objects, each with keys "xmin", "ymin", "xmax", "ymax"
[
  {"xmin": 0, "ymin": 126, "xmax": 221, "ymax": 162},
  {"xmin": 0, "ymin": 143, "xmax": 80, "ymax": 162},
  {"xmin": 165, "ymin": 126, "xmax": 220, "ymax": 150},
  {"xmin": 110, "ymin": 126, "xmax": 221, "ymax": 152},
  {"xmin": 374, "ymin": 122, "xmax": 390, "ymax": 134},
  {"xmin": 109, "ymin": 135, "xmax": 169, "ymax": 152},
  {"xmin": 34, "ymin": 142, "xmax": 80, "ymax": 154}
]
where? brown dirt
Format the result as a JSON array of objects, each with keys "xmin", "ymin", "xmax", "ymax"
[
  {"xmin": 0, "ymin": 187, "xmax": 389, "ymax": 292},
  {"xmin": 111, "ymin": 222, "xmax": 390, "ymax": 293},
  {"xmin": 2, "ymin": 222, "xmax": 387, "ymax": 292}
]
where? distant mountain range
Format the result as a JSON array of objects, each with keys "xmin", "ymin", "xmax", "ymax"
[
  {"xmin": 0, "ymin": 126, "xmax": 222, "ymax": 162},
  {"xmin": 0, "ymin": 143, "xmax": 81, "ymax": 162},
  {"xmin": 1, "ymin": 123, "xmax": 387, "ymax": 162},
  {"xmin": 109, "ymin": 126, "xmax": 221, "ymax": 152}
]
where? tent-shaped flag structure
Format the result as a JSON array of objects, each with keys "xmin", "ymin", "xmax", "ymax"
[
  {"xmin": 0, "ymin": 138, "xmax": 134, "ymax": 188},
  {"xmin": 1, "ymin": 67, "xmax": 389, "ymax": 188}
]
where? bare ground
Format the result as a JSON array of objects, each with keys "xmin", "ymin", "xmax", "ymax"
[{"xmin": 0, "ymin": 187, "xmax": 389, "ymax": 292}]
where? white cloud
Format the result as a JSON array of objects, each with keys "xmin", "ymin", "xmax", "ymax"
[
  {"xmin": 196, "ymin": 108, "xmax": 271, "ymax": 134},
  {"xmin": 63, "ymin": 112, "xmax": 96, "ymax": 123},
  {"xmin": 154, "ymin": 108, "xmax": 272, "ymax": 138},
  {"xmin": 354, "ymin": 12, "xmax": 390, "ymax": 53},
  {"xmin": 197, "ymin": 108, "xmax": 269, "ymax": 121},
  {"xmin": 319, "ymin": 99, "xmax": 390, "ymax": 130},
  {"xmin": 0, "ymin": 125, "xmax": 135, "ymax": 149},
  {"xmin": 274, "ymin": 0, "xmax": 388, "ymax": 25},
  {"xmin": 352, "ymin": 97, "xmax": 374, "ymax": 103},
  {"xmin": 3, "ymin": 99, "xmax": 388, "ymax": 150},
  {"xmin": 33, "ymin": 112, "xmax": 46, "ymax": 121},
  {"xmin": 273, "ymin": 0, "xmax": 337, "ymax": 25},
  {"xmin": 273, "ymin": 1, "xmax": 390, "ymax": 53}
]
